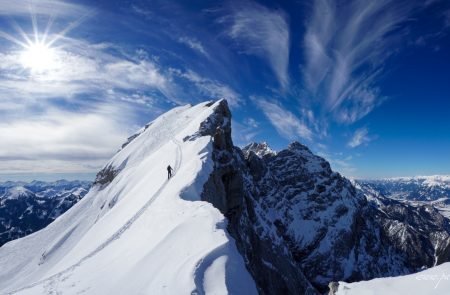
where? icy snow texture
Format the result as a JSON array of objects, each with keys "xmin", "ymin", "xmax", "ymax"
[
  {"xmin": 0, "ymin": 100, "xmax": 256, "ymax": 295},
  {"xmin": 336, "ymin": 262, "xmax": 450, "ymax": 295}
]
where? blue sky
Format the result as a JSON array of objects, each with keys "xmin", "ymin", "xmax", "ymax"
[{"xmin": 0, "ymin": 0, "xmax": 449, "ymax": 181}]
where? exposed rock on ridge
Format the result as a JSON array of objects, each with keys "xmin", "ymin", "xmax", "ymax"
[{"xmin": 199, "ymin": 99, "xmax": 450, "ymax": 294}]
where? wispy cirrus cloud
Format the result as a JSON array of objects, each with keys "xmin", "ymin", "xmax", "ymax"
[
  {"xmin": 328, "ymin": 156, "xmax": 357, "ymax": 176},
  {"xmin": 0, "ymin": 0, "xmax": 88, "ymax": 16},
  {"xmin": 253, "ymin": 97, "xmax": 312, "ymax": 141},
  {"xmin": 316, "ymin": 146, "xmax": 357, "ymax": 176},
  {"xmin": 444, "ymin": 9, "xmax": 450, "ymax": 28},
  {"xmin": 348, "ymin": 127, "xmax": 373, "ymax": 148},
  {"xmin": 0, "ymin": 0, "xmax": 178, "ymax": 107},
  {"xmin": 222, "ymin": 1, "xmax": 290, "ymax": 90},
  {"xmin": 232, "ymin": 118, "xmax": 260, "ymax": 146},
  {"xmin": 177, "ymin": 36, "xmax": 209, "ymax": 57},
  {"xmin": 243, "ymin": 117, "xmax": 259, "ymax": 128},
  {"xmin": 302, "ymin": 0, "xmax": 418, "ymax": 124},
  {"xmin": 170, "ymin": 68, "xmax": 241, "ymax": 107}
]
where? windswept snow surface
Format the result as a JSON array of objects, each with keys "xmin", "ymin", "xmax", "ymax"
[
  {"xmin": 336, "ymin": 262, "xmax": 450, "ymax": 295},
  {"xmin": 0, "ymin": 101, "xmax": 256, "ymax": 295}
]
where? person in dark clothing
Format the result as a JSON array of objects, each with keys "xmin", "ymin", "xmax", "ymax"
[{"xmin": 167, "ymin": 165, "xmax": 173, "ymax": 179}]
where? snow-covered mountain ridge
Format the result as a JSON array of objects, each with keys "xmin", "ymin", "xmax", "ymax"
[
  {"xmin": 0, "ymin": 180, "xmax": 91, "ymax": 247},
  {"xmin": 0, "ymin": 100, "xmax": 449, "ymax": 294},
  {"xmin": 0, "ymin": 100, "xmax": 256, "ymax": 294}
]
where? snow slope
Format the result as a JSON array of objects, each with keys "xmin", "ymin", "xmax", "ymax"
[
  {"xmin": 0, "ymin": 100, "xmax": 256, "ymax": 295},
  {"xmin": 336, "ymin": 262, "xmax": 450, "ymax": 295}
]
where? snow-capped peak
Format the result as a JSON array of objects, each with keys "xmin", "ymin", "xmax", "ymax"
[
  {"xmin": 1, "ymin": 186, "xmax": 33, "ymax": 201},
  {"xmin": 242, "ymin": 141, "xmax": 276, "ymax": 158}
]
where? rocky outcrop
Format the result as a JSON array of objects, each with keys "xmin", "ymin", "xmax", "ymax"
[
  {"xmin": 197, "ymin": 100, "xmax": 242, "ymax": 215},
  {"xmin": 93, "ymin": 164, "xmax": 119, "ymax": 187},
  {"xmin": 198, "ymin": 99, "xmax": 450, "ymax": 294},
  {"xmin": 328, "ymin": 282, "xmax": 339, "ymax": 295},
  {"xmin": 357, "ymin": 182, "xmax": 450, "ymax": 269},
  {"xmin": 199, "ymin": 100, "xmax": 317, "ymax": 294},
  {"xmin": 93, "ymin": 160, "xmax": 128, "ymax": 188}
]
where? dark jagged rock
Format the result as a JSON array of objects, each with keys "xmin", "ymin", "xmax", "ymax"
[
  {"xmin": 328, "ymin": 282, "xmax": 339, "ymax": 295},
  {"xmin": 356, "ymin": 182, "xmax": 450, "ymax": 268},
  {"xmin": 93, "ymin": 164, "xmax": 119, "ymax": 187},
  {"xmin": 200, "ymin": 100, "xmax": 244, "ymax": 217},
  {"xmin": 242, "ymin": 142, "xmax": 276, "ymax": 158},
  {"xmin": 198, "ymin": 99, "xmax": 450, "ymax": 294},
  {"xmin": 93, "ymin": 159, "xmax": 128, "ymax": 188},
  {"xmin": 200, "ymin": 100, "xmax": 316, "ymax": 294}
]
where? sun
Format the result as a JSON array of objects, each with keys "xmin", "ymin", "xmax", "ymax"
[
  {"xmin": 0, "ymin": 6, "xmax": 93, "ymax": 74},
  {"xmin": 20, "ymin": 42, "xmax": 59, "ymax": 73}
]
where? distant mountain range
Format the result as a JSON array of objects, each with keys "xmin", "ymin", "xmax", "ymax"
[
  {"xmin": 0, "ymin": 180, "xmax": 91, "ymax": 247},
  {"xmin": 356, "ymin": 176, "xmax": 450, "ymax": 219}
]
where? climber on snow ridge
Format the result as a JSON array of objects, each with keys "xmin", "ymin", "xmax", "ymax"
[{"xmin": 167, "ymin": 165, "xmax": 173, "ymax": 179}]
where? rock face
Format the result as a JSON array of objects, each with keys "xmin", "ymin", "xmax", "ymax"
[
  {"xmin": 0, "ymin": 180, "xmax": 91, "ymax": 247},
  {"xmin": 200, "ymin": 100, "xmax": 450, "ymax": 294},
  {"xmin": 93, "ymin": 164, "xmax": 121, "ymax": 187},
  {"xmin": 355, "ymin": 181, "xmax": 450, "ymax": 266}
]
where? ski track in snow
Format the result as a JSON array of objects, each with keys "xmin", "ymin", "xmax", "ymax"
[{"xmin": 8, "ymin": 139, "xmax": 183, "ymax": 295}]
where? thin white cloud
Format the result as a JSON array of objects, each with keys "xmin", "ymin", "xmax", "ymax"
[
  {"xmin": 0, "ymin": 104, "xmax": 133, "ymax": 173},
  {"xmin": 232, "ymin": 119, "xmax": 259, "ymax": 146},
  {"xmin": 302, "ymin": 0, "xmax": 416, "ymax": 124},
  {"xmin": 0, "ymin": 0, "xmax": 88, "ymax": 16},
  {"xmin": 423, "ymin": 0, "xmax": 443, "ymax": 6},
  {"xmin": 445, "ymin": 10, "xmax": 450, "ymax": 28},
  {"xmin": 243, "ymin": 117, "xmax": 259, "ymax": 128},
  {"xmin": 130, "ymin": 4, "xmax": 153, "ymax": 19},
  {"xmin": 317, "ymin": 151, "xmax": 357, "ymax": 176},
  {"xmin": 253, "ymin": 97, "xmax": 312, "ymax": 141},
  {"xmin": 171, "ymin": 68, "xmax": 241, "ymax": 107},
  {"xmin": 223, "ymin": 1, "xmax": 290, "ymax": 90},
  {"xmin": 348, "ymin": 127, "xmax": 372, "ymax": 148},
  {"xmin": 178, "ymin": 36, "xmax": 209, "ymax": 57},
  {"xmin": 329, "ymin": 158, "xmax": 357, "ymax": 175}
]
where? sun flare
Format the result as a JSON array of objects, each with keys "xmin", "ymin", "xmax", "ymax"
[{"xmin": 20, "ymin": 42, "xmax": 59, "ymax": 72}]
